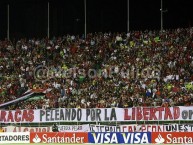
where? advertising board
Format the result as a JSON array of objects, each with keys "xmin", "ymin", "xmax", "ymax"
[
  {"xmin": 0, "ymin": 132, "xmax": 30, "ymax": 143},
  {"xmin": 30, "ymin": 132, "xmax": 88, "ymax": 143},
  {"xmin": 88, "ymin": 132, "xmax": 151, "ymax": 144},
  {"xmin": 152, "ymin": 132, "xmax": 193, "ymax": 144}
]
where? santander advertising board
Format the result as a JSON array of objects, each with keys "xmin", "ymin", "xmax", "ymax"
[
  {"xmin": 152, "ymin": 132, "xmax": 193, "ymax": 144},
  {"xmin": 30, "ymin": 132, "xmax": 88, "ymax": 144}
]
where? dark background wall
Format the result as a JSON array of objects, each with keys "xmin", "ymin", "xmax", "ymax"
[{"xmin": 0, "ymin": 0, "xmax": 192, "ymax": 39}]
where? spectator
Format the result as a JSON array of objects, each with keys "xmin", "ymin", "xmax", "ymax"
[{"xmin": 52, "ymin": 123, "xmax": 59, "ymax": 132}]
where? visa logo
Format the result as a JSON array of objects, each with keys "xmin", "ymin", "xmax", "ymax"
[
  {"xmin": 89, "ymin": 132, "xmax": 150, "ymax": 144},
  {"xmin": 121, "ymin": 133, "xmax": 149, "ymax": 144},
  {"xmin": 91, "ymin": 133, "xmax": 118, "ymax": 143}
]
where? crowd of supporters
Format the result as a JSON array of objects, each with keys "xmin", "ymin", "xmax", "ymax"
[{"xmin": 0, "ymin": 27, "xmax": 193, "ymax": 110}]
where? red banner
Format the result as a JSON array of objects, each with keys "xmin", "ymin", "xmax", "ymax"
[
  {"xmin": 3, "ymin": 126, "xmax": 52, "ymax": 132},
  {"xmin": 30, "ymin": 132, "xmax": 88, "ymax": 143},
  {"xmin": 152, "ymin": 132, "xmax": 193, "ymax": 144}
]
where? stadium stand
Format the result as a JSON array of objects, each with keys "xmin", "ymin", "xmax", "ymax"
[{"xmin": 0, "ymin": 27, "xmax": 193, "ymax": 110}]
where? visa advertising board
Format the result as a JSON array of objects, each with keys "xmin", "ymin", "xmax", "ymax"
[{"xmin": 88, "ymin": 132, "xmax": 151, "ymax": 144}]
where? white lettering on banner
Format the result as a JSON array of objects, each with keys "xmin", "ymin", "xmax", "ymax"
[
  {"xmin": 166, "ymin": 134, "xmax": 193, "ymax": 144},
  {"xmin": 92, "ymin": 133, "xmax": 118, "ymax": 144},
  {"xmin": 91, "ymin": 133, "xmax": 149, "ymax": 144},
  {"xmin": 1, "ymin": 106, "xmax": 193, "ymax": 123},
  {"xmin": 58, "ymin": 125, "xmax": 90, "ymax": 132},
  {"xmin": 42, "ymin": 133, "xmax": 84, "ymax": 143},
  {"xmin": 0, "ymin": 132, "xmax": 30, "ymax": 143},
  {"xmin": 3, "ymin": 126, "xmax": 52, "ymax": 132},
  {"xmin": 121, "ymin": 133, "xmax": 149, "ymax": 144}
]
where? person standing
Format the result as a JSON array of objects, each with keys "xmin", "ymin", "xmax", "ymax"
[
  {"xmin": 52, "ymin": 123, "xmax": 59, "ymax": 132},
  {"xmin": 0, "ymin": 126, "xmax": 5, "ymax": 132}
]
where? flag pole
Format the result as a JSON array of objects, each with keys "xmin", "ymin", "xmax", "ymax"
[
  {"xmin": 84, "ymin": 0, "xmax": 87, "ymax": 39},
  {"xmin": 7, "ymin": 4, "xmax": 10, "ymax": 40},
  {"xmin": 48, "ymin": 2, "xmax": 50, "ymax": 39},
  {"xmin": 127, "ymin": 0, "xmax": 130, "ymax": 32},
  {"xmin": 160, "ymin": 0, "xmax": 168, "ymax": 33},
  {"xmin": 160, "ymin": 0, "xmax": 163, "ymax": 32}
]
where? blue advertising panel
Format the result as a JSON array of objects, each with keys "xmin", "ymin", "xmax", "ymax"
[{"xmin": 88, "ymin": 132, "xmax": 151, "ymax": 144}]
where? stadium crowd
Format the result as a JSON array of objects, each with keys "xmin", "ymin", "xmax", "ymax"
[{"xmin": 0, "ymin": 27, "xmax": 193, "ymax": 110}]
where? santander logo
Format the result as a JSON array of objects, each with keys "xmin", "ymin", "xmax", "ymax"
[
  {"xmin": 33, "ymin": 134, "xmax": 41, "ymax": 143},
  {"xmin": 155, "ymin": 134, "xmax": 165, "ymax": 144}
]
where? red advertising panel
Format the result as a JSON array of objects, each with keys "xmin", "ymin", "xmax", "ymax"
[
  {"xmin": 152, "ymin": 132, "xmax": 193, "ymax": 144},
  {"xmin": 30, "ymin": 132, "xmax": 88, "ymax": 143}
]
